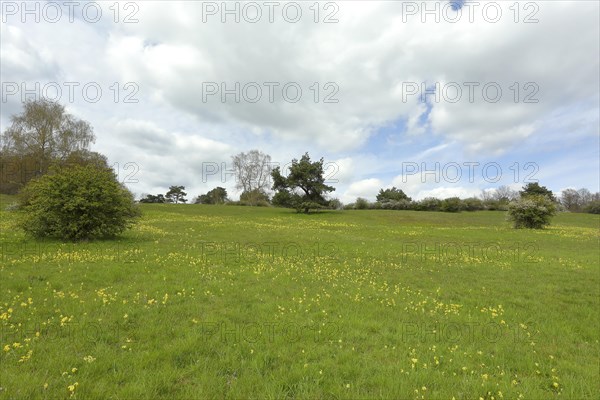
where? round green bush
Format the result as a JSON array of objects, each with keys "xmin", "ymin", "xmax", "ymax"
[
  {"xmin": 440, "ymin": 197, "xmax": 464, "ymax": 212},
  {"xmin": 507, "ymin": 195, "xmax": 556, "ymax": 229},
  {"xmin": 354, "ymin": 197, "xmax": 369, "ymax": 210},
  {"xmin": 584, "ymin": 200, "xmax": 600, "ymax": 214},
  {"xmin": 19, "ymin": 165, "xmax": 140, "ymax": 240}
]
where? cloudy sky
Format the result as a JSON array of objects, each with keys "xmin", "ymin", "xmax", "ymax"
[{"xmin": 1, "ymin": 0, "xmax": 598, "ymax": 202}]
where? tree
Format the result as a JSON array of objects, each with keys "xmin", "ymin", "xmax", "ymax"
[
  {"xmin": 207, "ymin": 187, "xmax": 228, "ymax": 204},
  {"xmin": 60, "ymin": 149, "xmax": 109, "ymax": 169},
  {"xmin": 139, "ymin": 194, "xmax": 166, "ymax": 203},
  {"xmin": 1, "ymin": 98, "xmax": 94, "ymax": 172},
  {"xmin": 520, "ymin": 182, "xmax": 555, "ymax": 201},
  {"xmin": 328, "ymin": 198, "xmax": 343, "ymax": 210},
  {"xmin": 1, "ymin": 99, "xmax": 96, "ymax": 193},
  {"xmin": 376, "ymin": 187, "xmax": 411, "ymax": 202},
  {"xmin": 493, "ymin": 185, "xmax": 519, "ymax": 202},
  {"xmin": 195, "ymin": 187, "xmax": 228, "ymax": 204},
  {"xmin": 18, "ymin": 164, "xmax": 140, "ymax": 240},
  {"xmin": 507, "ymin": 194, "xmax": 556, "ymax": 229},
  {"xmin": 480, "ymin": 189, "xmax": 494, "ymax": 202},
  {"xmin": 560, "ymin": 188, "xmax": 581, "ymax": 211},
  {"xmin": 271, "ymin": 153, "xmax": 335, "ymax": 213},
  {"xmin": 166, "ymin": 186, "xmax": 187, "ymax": 204},
  {"xmin": 577, "ymin": 188, "xmax": 593, "ymax": 205},
  {"xmin": 231, "ymin": 150, "xmax": 273, "ymax": 195}
]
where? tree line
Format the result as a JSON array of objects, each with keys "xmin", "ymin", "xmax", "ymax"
[
  {"xmin": 348, "ymin": 183, "xmax": 600, "ymax": 214},
  {"xmin": 139, "ymin": 152, "xmax": 334, "ymax": 213},
  {"xmin": 3, "ymin": 99, "xmax": 599, "ymax": 220}
]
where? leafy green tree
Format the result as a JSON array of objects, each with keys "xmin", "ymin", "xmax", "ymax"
[
  {"xmin": 166, "ymin": 186, "xmax": 187, "ymax": 204},
  {"xmin": 194, "ymin": 195, "xmax": 207, "ymax": 204},
  {"xmin": 18, "ymin": 165, "xmax": 140, "ymax": 240},
  {"xmin": 520, "ymin": 182, "xmax": 555, "ymax": 201},
  {"xmin": 195, "ymin": 187, "xmax": 228, "ymax": 204},
  {"xmin": 207, "ymin": 187, "xmax": 228, "ymax": 204},
  {"xmin": 271, "ymin": 153, "xmax": 335, "ymax": 213},
  {"xmin": 271, "ymin": 189, "xmax": 298, "ymax": 208},
  {"xmin": 507, "ymin": 194, "xmax": 556, "ymax": 229},
  {"xmin": 376, "ymin": 187, "xmax": 411, "ymax": 202},
  {"xmin": 139, "ymin": 194, "xmax": 166, "ymax": 203}
]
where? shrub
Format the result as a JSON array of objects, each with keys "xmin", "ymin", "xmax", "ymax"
[
  {"xmin": 327, "ymin": 198, "xmax": 343, "ymax": 210},
  {"xmin": 19, "ymin": 165, "xmax": 140, "ymax": 240},
  {"xmin": 295, "ymin": 201, "xmax": 325, "ymax": 213},
  {"xmin": 584, "ymin": 200, "xmax": 600, "ymax": 214},
  {"xmin": 354, "ymin": 197, "xmax": 369, "ymax": 210},
  {"xmin": 240, "ymin": 189, "xmax": 270, "ymax": 206},
  {"xmin": 380, "ymin": 200, "xmax": 413, "ymax": 210},
  {"xmin": 507, "ymin": 195, "xmax": 557, "ymax": 229},
  {"xmin": 369, "ymin": 201, "xmax": 382, "ymax": 210},
  {"xmin": 379, "ymin": 201, "xmax": 393, "ymax": 210},
  {"xmin": 440, "ymin": 197, "xmax": 463, "ymax": 212},
  {"xmin": 483, "ymin": 199, "xmax": 508, "ymax": 211},
  {"xmin": 463, "ymin": 197, "xmax": 484, "ymax": 211},
  {"xmin": 415, "ymin": 197, "xmax": 442, "ymax": 211}
]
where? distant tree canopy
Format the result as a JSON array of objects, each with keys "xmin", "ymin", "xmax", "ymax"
[
  {"xmin": 271, "ymin": 153, "xmax": 335, "ymax": 213},
  {"xmin": 1, "ymin": 99, "xmax": 96, "ymax": 194},
  {"xmin": 139, "ymin": 194, "xmax": 167, "ymax": 204},
  {"xmin": 231, "ymin": 150, "xmax": 272, "ymax": 195},
  {"xmin": 195, "ymin": 187, "xmax": 228, "ymax": 204},
  {"xmin": 520, "ymin": 182, "xmax": 555, "ymax": 201},
  {"xmin": 560, "ymin": 188, "xmax": 598, "ymax": 212},
  {"xmin": 376, "ymin": 187, "xmax": 411, "ymax": 202},
  {"xmin": 166, "ymin": 185, "xmax": 187, "ymax": 204},
  {"xmin": 347, "ymin": 181, "xmax": 599, "ymax": 215},
  {"xmin": 492, "ymin": 185, "xmax": 519, "ymax": 202}
]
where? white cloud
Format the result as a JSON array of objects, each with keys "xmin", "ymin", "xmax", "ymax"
[
  {"xmin": 1, "ymin": 1, "xmax": 598, "ymax": 197},
  {"xmin": 342, "ymin": 178, "xmax": 383, "ymax": 203}
]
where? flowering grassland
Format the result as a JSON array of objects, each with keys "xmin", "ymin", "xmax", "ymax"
[{"xmin": 1, "ymin": 196, "xmax": 598, "ymax": 399}]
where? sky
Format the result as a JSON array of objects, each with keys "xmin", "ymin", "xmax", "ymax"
[{"xmin": 1, "ymin": 0, "xmax": 599, "ymax": 203}]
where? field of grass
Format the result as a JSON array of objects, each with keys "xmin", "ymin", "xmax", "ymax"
[{"xmin": 1, "ymin": 195, "xmax": 598, "ymax": 399}]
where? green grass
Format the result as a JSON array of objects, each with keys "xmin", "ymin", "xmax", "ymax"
[{"xmin": 1, "ymin": 201, "xmax": 598, "ymax": 399}]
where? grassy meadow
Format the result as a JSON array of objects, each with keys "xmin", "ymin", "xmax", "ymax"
[{"xmin": 1, "ymin": 194, "xmax": 599, "ymax": 399}]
